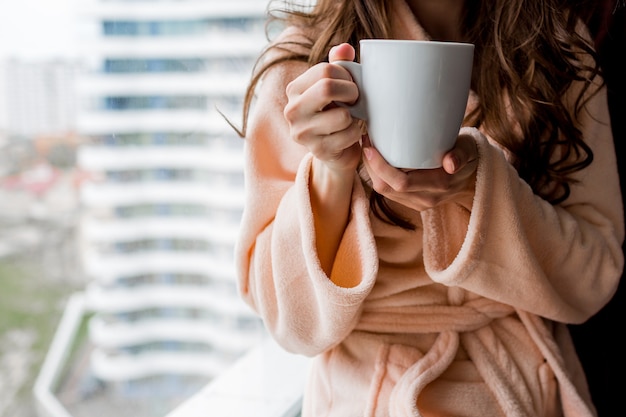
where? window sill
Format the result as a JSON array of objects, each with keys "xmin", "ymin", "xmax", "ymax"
[{"xmin": 165, "ymin": 337, "xmax": 311, "ymax": 417}]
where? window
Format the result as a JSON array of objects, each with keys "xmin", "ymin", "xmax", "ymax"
[
  {"xmin": 1, "ymin": 1, "xmax": 268, "ymax": 416},
  {"xmin": 102, "ymin": 17, "xmax": 264, "ymax": 37}
]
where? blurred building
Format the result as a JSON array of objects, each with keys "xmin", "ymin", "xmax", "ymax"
[
  {"xmin": 68, "ymin": 0, "xmax": 268, "ymax": 407},
  {"xmin": 0, "ymin": 61, "xmax": 6, "ymax": 135},
  {"xmin": 0, "ymin": 58, "xmax": 79, "ymax": 138}
]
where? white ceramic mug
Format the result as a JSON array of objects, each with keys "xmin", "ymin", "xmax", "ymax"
[{"xmin": 335, "ymin": 39, "xmax": 474, "ymax": 169}]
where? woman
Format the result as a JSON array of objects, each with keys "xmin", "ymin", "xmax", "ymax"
[{"xmin": 234, "ymin": 0, "xmax": 624, "ymax": 416}]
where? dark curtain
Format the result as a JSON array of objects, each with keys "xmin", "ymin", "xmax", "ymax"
[{"xmin": 569, "ymin": 2, "xmax": 626, "ymax": 416}]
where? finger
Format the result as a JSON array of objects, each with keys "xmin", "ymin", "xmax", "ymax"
[
  {"xmin": 362, "ymin": 142, "xmax": 412, "ymax": 192},
  {"xmin": 442, "ymin": 133, "xmax": 478, "ymax": 174},
  {"xmin": 291, "ymin": 106, "xmax": 356, "ymax": 143},
  {"xmin": 285, "ymin": 79, "xmax": 359, "ymax": 126},
  {"xmin": 307, "ymin": 77, "xmax": 359, "ymax": 110},
  {"xmin": 363, "ymin": 142, "xmax": 452, "ymax": 194},
  {"xmin": 309, "ymin": 121, "xmax": 363, "ymax": 161},
  {"xmin": 329, "ymin": 43, "xmax": 356, "ymax": 63},
  {"xmin": 286, "ymin": 62, "xmax": 353, "ymax": 98},
  {"xmin": 310, "ymin": 106, "xmax": 357, "ymax": 136},
  {"xmin": 285, "ymin": 65, "xmax": 358, "ymax": 115}
]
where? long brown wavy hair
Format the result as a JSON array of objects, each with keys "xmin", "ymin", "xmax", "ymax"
[{"xmin": 238, "ymin": 0, "xmax": 601, "ymax": 229}]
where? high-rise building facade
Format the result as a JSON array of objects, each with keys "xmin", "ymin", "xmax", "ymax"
[
  {"xmin": 0, "ymin": 58, "xmax": 78, "ymax": 138},
  {"xmin": 75, "ymin": 0, "xmax": 268, "ymax": 399}
]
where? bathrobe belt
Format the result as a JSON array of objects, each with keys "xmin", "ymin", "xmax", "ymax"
[{"xmin": 354, "ymin": 287, "xmax": 595, "ymax": 417}]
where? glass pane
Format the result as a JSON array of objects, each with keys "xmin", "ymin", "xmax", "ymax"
[{"xmin": 0, "ymin": 1, "xmax": 270, "ymax": 416}]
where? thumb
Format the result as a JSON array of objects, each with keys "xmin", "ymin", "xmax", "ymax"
[
  {"xmin": 442, "ymin": 134, "xmax": 478, "ymax": 174},
  {"xmin": 329, "ymin": 43, "xmax": 356, "ymax": 63}
]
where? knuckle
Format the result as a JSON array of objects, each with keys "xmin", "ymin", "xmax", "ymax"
[
  {"xmin": 336, "ymin": 108, "xmax": 353, "ymax": 128},
  {"xmin": 283, "ymin": 102, "xmax": 296, "ymax": 122},
  {"xmin": 316, "ymin": 78, "xmax": 335, "ymax": 98},
  {"xmin": 288, "ymin": 120, "xmax": 308, "ymax": 143},
  {"xmin": 292, "ymin": 126, "xmax": 313, "ymax": 146},
  {"xmin": 319, "ymin": 63, "xmax": 336, "ymax": 79},
  {"xmin": 294, "ymin": 128, "xmax": 328, "ymax": 157},
  {"xmin": 348, "ymin": 125, "xmax": 361, "ymax": 141},
  {"xmin": 290, "ymin": 129, "xmax": 306, "ymax": 145}
]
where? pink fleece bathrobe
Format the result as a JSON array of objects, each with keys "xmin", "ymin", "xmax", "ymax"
[{"xmin": 235, "ymin": 1, "xmax": 625, "ymax": 416}]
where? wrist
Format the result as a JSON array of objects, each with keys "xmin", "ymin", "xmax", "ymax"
[
  {"xmin": 311, "ymin": 157, "xmax": 355, "ymax": 197},
  {"xmin": 309, "ymin": 157, "xmax": 356, "ymax": 280}
]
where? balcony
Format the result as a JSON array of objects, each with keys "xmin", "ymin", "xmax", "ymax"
[
  {"xmin": 84, "ymin": 283, "xmax": 253, "ymax": 315},
  {"xmin": 88, "ymin": 315, "xmax": 262, "ymax": 351},
  {"xmin": 81, "ymin": 218, "xmax": 240, "ymax": 246},
  {"xmin": 34, "ymin": 292, "xmax": 310, "ymax": 417},
  {"xmin": 78, "ymin": 146, "xmax": 244, "ymax": 172},
  {"xmin": 77, "ymin": 73, "xmax": 250, "ymax": 96},
  {"xmin": 76, "ymin": 108, "xmax": 234, "ymax": 134},
  {"xmin": 82, "ymin": 251, "xmax": 237, "ymax": 286},
  {"xmin": 90, "ymin": 348, "xmax": 230, "ymax": 380},
  {"xmin": 79, "ymin": 182, "xmax": 245, "ymax": 209}
]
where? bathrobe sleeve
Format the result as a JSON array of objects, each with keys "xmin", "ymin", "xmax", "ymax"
[
  {"xmin": 422, "ymin": 79, "xmax": 624, "ymax": 324},
  {"xmin": 234, "ymin": 46, "xmax": 379, "ymax": 356}
]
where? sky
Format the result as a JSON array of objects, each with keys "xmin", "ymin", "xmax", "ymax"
[{"xmin": 0, "ymin": 0, "xmax": 77, "ymax": 60}]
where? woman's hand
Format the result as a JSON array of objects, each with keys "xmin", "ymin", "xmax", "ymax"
[
  {"xmin": 362, "ymin": 133, "xmax": 479, "ymax": 212},
  {"xmin": 284, "ymin": 43, "xmax": 363, "ymax": 175},
  {"xmin": 284, "ymin": 43, "xmax": 363, "ymax": 281}
]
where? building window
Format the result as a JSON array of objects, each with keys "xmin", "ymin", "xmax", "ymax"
[
  {"xmin": 102, "ymin": 17, "xmax": 264, "ymax": 37},
  {"xmin": 103, "ymin": 95, "xmax": 207, "ymax": 111},
  {"xmin": 90, "ymin": 132, "xmax": 210, "ymax": 146}
]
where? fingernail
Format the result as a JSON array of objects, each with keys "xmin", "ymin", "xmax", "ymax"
[
  {"xmin": 363, "ymin": 147, "xmax": 373, "ymax": 160},
  {"xmin": 447, "ymin": 155, "xmax": 459, "ymax": 172}
]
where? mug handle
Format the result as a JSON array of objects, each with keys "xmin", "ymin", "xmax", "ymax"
[{"xmin": 333, "ymin": 60, "xmax": 368, "ymax": 120}]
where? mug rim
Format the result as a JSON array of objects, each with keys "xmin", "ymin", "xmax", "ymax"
[{"xmin": 359, "ymin": 39, "xmax": 474, "ymax": 48}]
